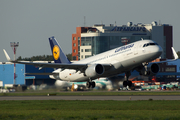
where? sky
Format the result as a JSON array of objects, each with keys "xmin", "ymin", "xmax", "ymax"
[{"xmin": 0, "ymin": 0, "xmax": 180, "ymax": 62}]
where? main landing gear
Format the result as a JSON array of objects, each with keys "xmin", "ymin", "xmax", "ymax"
[
  {"xmin": 86, "ymin": 81, "xmax": 96, "ymax": 88},
  {"xmin": 123, "ymin": 71, "xmax": 132, "ymax": 87}
]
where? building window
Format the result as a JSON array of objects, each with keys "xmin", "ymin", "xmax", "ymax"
[
  {"xmin": 73, "ymin": 37, "xmax": 76, "ymax": 40},
  {"xmin": 166, "ymin": 67, "xmax": 175, "ymax": 72},
  {"xmin": 73, "ymin": 49, "xmax": 76, "ymax": 53},
  {"xmin": 81, "ymin": 49, "xmax": 83, "ymax": 52},
  {"xmin": 72, "ymin": 56, "xmax": 76, "ymax": 60},
  {"xmin": 81, "ymin": 55, "xmax": 83, "ymax": 59},
  {"xmin": 85, "ymin": 55, "xmax": 91, "ymax": 58},
  {"xmin": 78, "ymin": 38, "xmax": 80, "ymax": 46},
  {"xmin": 73, "ymin": 43, "xmax": 76, "ymax": 47},
  {"xmin": 85, "ymin": 49, "xmax": 91, "ymax": 52}
]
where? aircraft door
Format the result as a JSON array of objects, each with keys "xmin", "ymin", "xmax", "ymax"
[
  {"xmin": 142, "ymin": 43, "xmax": 146, "ymax": 53},
  {"xmin": 134, "ymin": 43, "xmax": 138, "ymax": 55}
]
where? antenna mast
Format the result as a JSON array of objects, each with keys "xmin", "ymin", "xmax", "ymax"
[
  {"xmin": 10, "ymin": 42, "xmax": 19, "ymax": 85},
  {"xmin": 84, "ymin": 16, "xmax": 86, "ymax": 27}
]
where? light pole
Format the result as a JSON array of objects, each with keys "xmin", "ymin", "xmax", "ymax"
[{"xmin": 10, "ymin": 42, "xmax": 19, "ymax": 85}]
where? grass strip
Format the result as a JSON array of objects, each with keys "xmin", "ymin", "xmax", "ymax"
[
  {"xmin": 0, "ymin": 100, "xmax": 180, "ymax": 120},
  {"xmin": 1, "ymin": 91, "xmax": 180, "ymax": 96}
]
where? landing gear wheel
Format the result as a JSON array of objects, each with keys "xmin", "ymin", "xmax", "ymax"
[
  {"xmin": 92, "ymin": 82, "xmax": 95, "ymax": 88},
  {"xmin": 123, "ymin": 71, "xmax": 132, "ymax": 87},
  {"xmin": 86, "ymin": 82, "xmax": 91, "ymax": 88},
  {"xmin": 127, "ymin": 81, "xmax": 132, "ymax": 87},
  {"xmin": 123, "ymin": 81, "xmax": 132, "ymax": 87},
  {"xmin": 86, "ymin": 81, "xmax": 96, "ymax": 88},
  {"xmin": 123, "ymin": 81, "xmax": 127, "ymax": 87}
]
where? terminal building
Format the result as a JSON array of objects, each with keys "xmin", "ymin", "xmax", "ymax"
[{"xmin": 72, "ymin": 21, "xmax": 173, "ymax": 60}]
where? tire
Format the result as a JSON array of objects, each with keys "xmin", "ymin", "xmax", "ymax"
[
  {"xmin": 123, "ymin": 81, "xmax": 127, "ymax": 87},
  {"xmin": 91, "ymin": 82, "xmax": 96, "ymax": 88},
  {"xmin": 86, "ymin": 82, "xmax": 91, "ymax": 88},
  {"xmin": 127, "ymin": 81, "xmax": 132, "ymax": 87}
]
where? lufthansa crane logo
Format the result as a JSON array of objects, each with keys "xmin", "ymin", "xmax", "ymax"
[{"xmin": 53, "ymin": 45, "xmax": 60, "ymax": 60}]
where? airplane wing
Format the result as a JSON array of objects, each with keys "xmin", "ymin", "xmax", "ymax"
[
  {"xmin": 3, "ymin": 49, "xmax": 112, "ymax": 71},
  {"xmin": 11, "ymin": 61, "xmax": 87, "ymax": 69}
]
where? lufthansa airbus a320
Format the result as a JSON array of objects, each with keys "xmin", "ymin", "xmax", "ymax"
[{"xmin": 3, "ymin": 36, "xmax": 178, "ymax": 88}]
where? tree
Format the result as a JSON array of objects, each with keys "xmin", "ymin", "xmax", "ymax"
[
  {"xmin": 16, "ymin": 53, "xmax": 72, "ymax": 61},
  {"xmin": 66, "ymin": 53, "xmax": 72, "ymax": 61},
  {"xmin": 17, "ymin": 56, "xmax": 22, "ymax": 61}
]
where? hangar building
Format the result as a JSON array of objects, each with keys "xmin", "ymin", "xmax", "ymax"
[{"xmin": 0, "ymin": 62, "xmax": 55, "ymax": 87}]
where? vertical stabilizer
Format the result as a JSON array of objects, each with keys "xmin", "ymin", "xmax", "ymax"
[{"xmin": 49, "ymin": 36, "xmax": 71, "ymax": 63}]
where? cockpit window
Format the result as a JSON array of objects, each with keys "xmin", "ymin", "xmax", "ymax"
[
  {"xmin": 143, "ymin": 42, "xmax": 158, "ymax": 47},
  {"xmin": 150, "ymin": 43, "xmax": 156, "ymax": 45}
]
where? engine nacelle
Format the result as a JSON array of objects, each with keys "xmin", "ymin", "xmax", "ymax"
[
  {"xmin": 85, "ymin": 64, "xmax": 104, "ymax": 78},
  {"xmin": 138, "ymin": 63, "xmax": 159, "ymax": 76},
  {"xmin": 49, "ymin": 73, "xmax": 60, "ymax": 80}
]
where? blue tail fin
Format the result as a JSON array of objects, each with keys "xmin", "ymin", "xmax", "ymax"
[{"xmin": 49, "ymin": 36, "xmax": 71, "ymax": 64}]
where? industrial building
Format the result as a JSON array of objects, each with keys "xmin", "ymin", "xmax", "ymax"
[
  {"xmin": 72, "ymin": 21, "xmax": 172, "ymax": 60},
  {"xmin": 0, "ymin": 62, "xmax": 55, "ymax": 87}
]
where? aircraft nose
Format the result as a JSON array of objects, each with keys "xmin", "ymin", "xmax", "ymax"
[
  {"xmin": 151, "ymin": 45, "xmax": 163, "ymax": 56},
  {"xmin": 156, "ymin": 45, "xmax": 163, "ymax": 56},
  {"xmin": 159, "ymin": 45, "xmax": 163, "ymax": 54}
]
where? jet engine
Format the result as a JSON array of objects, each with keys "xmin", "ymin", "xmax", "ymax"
[
  {"xmin": 137, "ymin": 63, "xmax": 159, "ymax": 76},
  {"xmin": 85, "ymin": 64, "xmax": 104, "ymax": 78}
]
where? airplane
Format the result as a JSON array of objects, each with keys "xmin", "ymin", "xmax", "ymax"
[
  {"xmin": 3, "ymin": 36, "xmax": 178, "ymax": 88},
  {"xmin": 70, "ymin": 78, "xmax": 113, "ymax": 90},
  {"xmin": 54, "ymin": 77, "xmax": 113, "ymax": 90}
]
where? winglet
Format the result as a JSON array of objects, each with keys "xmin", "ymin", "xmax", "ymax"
[
  {"xmin": 171, "ymin": 47, "xmax": 178, "ymax": 60},
  {"xmin": 3, "ymin": 49, "xmax": 11, "ymax": 61}
]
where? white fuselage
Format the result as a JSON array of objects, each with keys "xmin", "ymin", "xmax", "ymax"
[{"xmin": 50, "ymin": 40, "xmax": 162, "ymax": 82}]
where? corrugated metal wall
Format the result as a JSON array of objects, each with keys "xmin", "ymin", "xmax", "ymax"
[
  {"xmin": 0, "ymin": 64, "xmax": 25, "ymax": 86},
  {"xmin": 0, "ymin": 63, "xmax": 55, "ymax": 86}
]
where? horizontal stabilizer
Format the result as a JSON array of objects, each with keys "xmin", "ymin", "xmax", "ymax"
[{"xmin": 25, "ymin": 73, "xmax": 58, "ymax": 75}]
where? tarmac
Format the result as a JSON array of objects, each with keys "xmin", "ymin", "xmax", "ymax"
[{"xmin": 0, "ymin": 95, "xmax": 180, "ymax": 100}]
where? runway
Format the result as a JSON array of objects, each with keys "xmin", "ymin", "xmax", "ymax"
[{"xmin": 0, "ymin": 95, "xmax": 180, "ymax": 100}]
